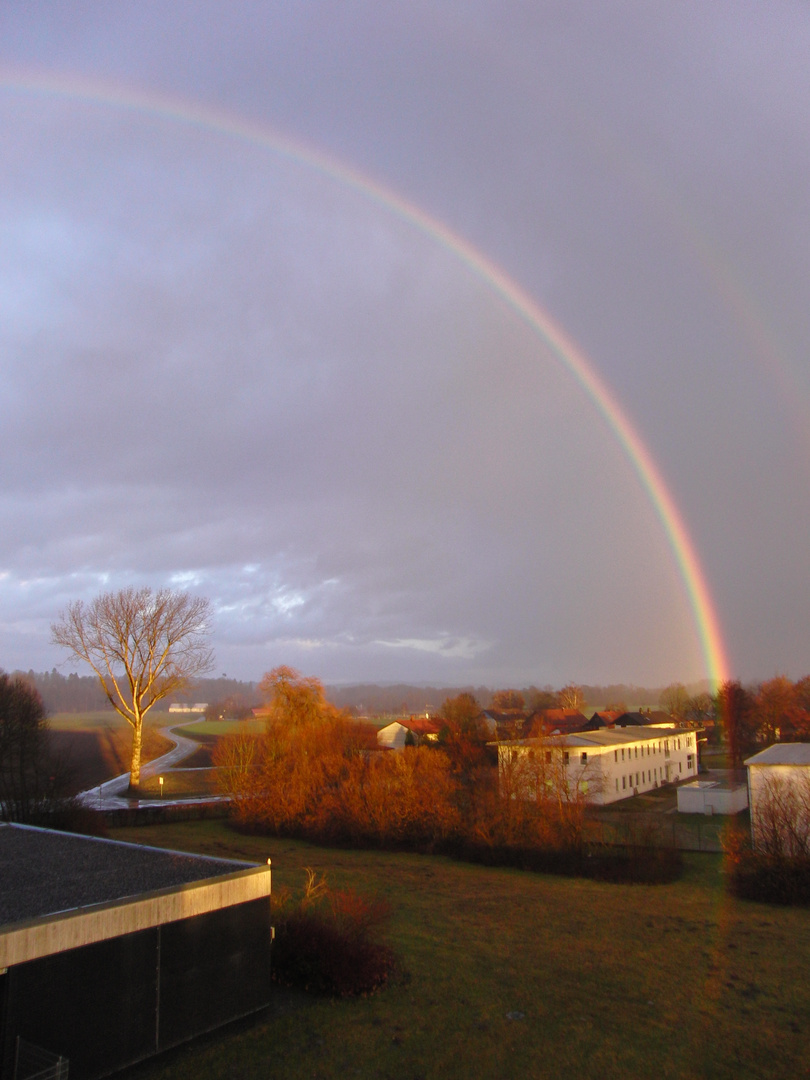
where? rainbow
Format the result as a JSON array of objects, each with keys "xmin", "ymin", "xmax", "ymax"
[{"xmin": 0, "ymin": 68, "xmax": 731, "ymax": 686}]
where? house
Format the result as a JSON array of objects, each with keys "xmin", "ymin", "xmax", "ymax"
[
  {"xmin": 377, "ymin": 717, "xmax": 441, "ymax": 750},
  {"xmin": 745, "ymin": 743, "xmax": 810, "ymax": 854},
  {"xmin": 0, "ymin": 823, "xmax": 273, "ymax": 1080},
  {"xmin": 580, "ymin": 710, "xmax": 621, "ymax": 731},
  {"xmin": 525, "ymin": 709, "xmax": 588, "ymax": 737},
  {"xmin": 498, "ymin": 726, "xmax": 698, "ymax": 806}
]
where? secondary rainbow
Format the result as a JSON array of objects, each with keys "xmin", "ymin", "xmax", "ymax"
[{"xmin": 0, "ymin": 68, "xmax": 731, "ymax": 686}]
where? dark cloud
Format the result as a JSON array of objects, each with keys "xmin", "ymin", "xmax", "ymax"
[{"xmin": 1, "ymin": 2, "xmax": 809, "ymax": 685}]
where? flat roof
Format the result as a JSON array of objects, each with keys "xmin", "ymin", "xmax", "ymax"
[
  {"xmin": 500, "ymin": 726, "xmax": 692, "ymax": 749},
  {"xmin": 745, "ymin": 743, "xmax": 810, "ymax": 767},
  {"xmin": 0, "ymin": 823, "xmax": 257, "ymax": 927}
]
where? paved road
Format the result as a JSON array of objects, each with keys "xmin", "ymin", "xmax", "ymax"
[{"xmin": 77, "ymin": 718, "xmax": 226, "ymax": 811}]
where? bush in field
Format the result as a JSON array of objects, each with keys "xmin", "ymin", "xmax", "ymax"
[
  {"xmin": 723, "ymin": 819, "xmax": 810, "ymax": 905},
  {"xmin": 271, "ymin": 869, "xmax": 397, "ymax": 996},
  {"xmin": 726, "ymin": 851, "xmax": 810, "ymax": 905}
]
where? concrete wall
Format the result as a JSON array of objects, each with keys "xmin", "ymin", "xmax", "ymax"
[{"xmin": 1, "ymin": 896, "xmax": 273, "ymax": 1080}]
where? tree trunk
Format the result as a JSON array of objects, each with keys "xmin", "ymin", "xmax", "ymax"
[{"xmin": 129, "ymin": 719, "xmax": 143, "ymax": 792}]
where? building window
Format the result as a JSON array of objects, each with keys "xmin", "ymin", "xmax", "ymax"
[
  {"xmin": 622, "ymin": 776, "xmax": 626, "ymax": 789},
  {"xmin": 563, "ymin": 752, "xmax": 569, "ymax": 765},
  {"xmin": 635, "ymin": 747, "xmax": 638, "ymax": 759},
  {"xmin": 581, "ymin": 752, "xmax": 588, "ymax": 764},
  {"xmin": 545, "ymin": 751, "xmax": 552, "ymax": 764},
  {"xmin": 615, "ymin": 779, "xmax": 619, "ymax": 791},
  {"xmin": 614, "ymin": 750, "xmax": 618, "ymax": 762},
  {"xmin": 621, "ymin": 748, "xmax": 625, "ymax": 761},
  {"xmin": 687, "ymin": 754, "xmax": 693, "ymax": 769}
]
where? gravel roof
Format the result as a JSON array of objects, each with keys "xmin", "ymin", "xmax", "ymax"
[{"xmin": 0, "ymin": 823, "xmax": 255, "ymax": 928}]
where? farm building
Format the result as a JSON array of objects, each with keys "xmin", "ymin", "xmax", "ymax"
[
  {"xmin": 0, "ymin": 823, "xmax": 273, "ymax": 1080},
  {"xmin": 745, "ymin": 743, "xmax": 810, "ymax": 854},
  {"xmin": 377, "ymin": 717, "xmax": 441, "ymax": 749},
  {"xmin": 498, "ymin": 726, "xmax": 698, "ymax": 806}
]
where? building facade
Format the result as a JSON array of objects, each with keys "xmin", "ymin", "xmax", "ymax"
[
  {"xmin": 745, "ymin": 743, "xmax": 810, "ymax": 855},
  {"xmin": 0, "ymin": 824, "xmax": 273, "ymax": 1080},
  {"xmin": 498, "ymin": 726, "xmax": 698, "ymax": 806}
]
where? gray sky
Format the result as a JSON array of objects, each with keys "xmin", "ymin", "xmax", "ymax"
[{"xmin": 1, "ymin": 1, "xmax": 809, "ymax": 687}]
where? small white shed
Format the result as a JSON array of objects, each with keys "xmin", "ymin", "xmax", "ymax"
[{"xmin": 677, "ymin": 778, "xmax": 748, "ymax": 815}]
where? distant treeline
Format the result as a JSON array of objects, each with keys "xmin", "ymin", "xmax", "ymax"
[
  {"xmin": 10, "ymin": 669, "xmax": 711, "ymax": 717},
  {"xmin": 323, "ymin": 682, "xmax": 712, "ymax": 716},
  {"xmin": 12, "ymin": 670, "xmax": 259, "ymax": 714}
]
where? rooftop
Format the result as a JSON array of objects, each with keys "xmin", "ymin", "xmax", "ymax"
[
  {"xmin": 500, "ymin": 726, "xmax": 690, "ymax": 750},
  {"xmin": 0, "ymin": 823, "xmax": 254, "ymax": 927},
  {"xmin": 745, "ymin": 743, "xmax": 810, "ymax": 767}
]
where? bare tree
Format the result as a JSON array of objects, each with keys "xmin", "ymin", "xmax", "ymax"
[
  {"xmin": 752, "ymin": 771, "xmax": 810, "ymax": 858},
  {"xmin": 558, "ymin": 684, "xmax": 585, "ymax": 710},
  {"xmin": 51, "ymin": 588, "xmax": 213, "ymax": 790},
  {"xmin": 659, "ymin": 683, "xmax": 690, "ymax": 720}
]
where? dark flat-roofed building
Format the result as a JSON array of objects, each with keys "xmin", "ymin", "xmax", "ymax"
[{"xmin": 0, "ymin": 823, "xmax": 273, "ymax": 1080}]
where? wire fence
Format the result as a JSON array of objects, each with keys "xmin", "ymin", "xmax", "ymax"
[
  {"xmin": 13, "ymin": 1037, "xmax": 69, "ymax": 1080},
  {"xmin": 587, "ymin": 812, "xmax": 728, "ymax": 852}
]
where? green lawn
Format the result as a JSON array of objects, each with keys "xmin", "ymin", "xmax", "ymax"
[
  {"xmin": 113, "ymin": 819, "xmax": 810, "ymax": 1080},
  {"xmin": 180, "ymin": 718, "xmax": 267, "ymax": 738},
  {"xmin": 137, "ymin": 768, "xmax": 221, "ymax": 798},
  {"xmin": 48, "ymin": 710, "xmax": 175, "ymax": 731}
]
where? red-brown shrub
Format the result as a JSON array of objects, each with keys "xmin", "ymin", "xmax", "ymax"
[{"xmin": 271, "ymin": 872, "xmax": 397, "ymax": 996}]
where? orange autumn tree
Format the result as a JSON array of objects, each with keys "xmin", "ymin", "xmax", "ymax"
[{"xmin": 218, "ymin": 666, "xmax": 462, "ymax": 844}]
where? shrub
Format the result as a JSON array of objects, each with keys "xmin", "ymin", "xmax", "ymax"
[
  {"xmin": 271, "ymin": 870, "xmax": 398, "ymax": 996},
  {"xmin": 726, "ymin": 850, "xmax": 810, "ymax": 905}
]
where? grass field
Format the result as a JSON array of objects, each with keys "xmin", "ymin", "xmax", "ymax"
[
  {"xmin": 181, "ymin": 718, "xmax": 266, "ymax": 738},
  {"xmin": 47, "ymin": 712, "xmax": 175, "ymax": 791},
  {"xmin": 112, "ymin": 819, "xmax": 810, "ymax": 1080},
  {"xmin": 137, "ymin": 768, "xmax": 220, "ymax": 798}
]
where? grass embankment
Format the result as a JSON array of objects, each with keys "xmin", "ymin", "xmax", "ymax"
[
  {"xmin": 48, "ymin": 712, "xmax": 175, "ymax": 792},
  {"xmin": 137, "ymin": 769, "xmax": 220, "ymax": 798},
  {"xmin": 114, "ymin": 819, "xmax": 810, "ymax": 1080}
]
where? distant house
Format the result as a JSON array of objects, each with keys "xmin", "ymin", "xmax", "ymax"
[
  {"xmin": 0, "ymin": 824, "xmax": 273, "ymax": 1080},
  {"xmin": 580, "ymin": 710, "xmax": 621, "ymax": 731},
  {"xmin": 745, "ymin": 743, "xmax": 810, "ymax": 854},
  {"xmin": 498, "ymin": 726, "xmax": 698, "ymax": 806},
  {"xmin": 168, "ymin": 702, "xmax": 208, "ymax": 714},
  {"xmin": 525, "ymin": 709, "xmax": 588, "ymax": 737},
  {"xmin": 377, "ymin": 717, "xmax": 441, "ymax": 750},
  {"xmin": 614, "ymin": 710, "xmax": 678, "ymax": 729}
]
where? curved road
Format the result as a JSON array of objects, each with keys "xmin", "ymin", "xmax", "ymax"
[{"xmin": 77, "ymin": 718, "xmax": 227, "ymax": 811}]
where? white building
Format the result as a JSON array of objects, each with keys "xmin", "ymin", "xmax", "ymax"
[
  {"xmin": 677, "ymin": 778, "xmax": 748, "ymax": 816},
  {"xmin": 745, "ymin": 743, "xmax": 810, "ymax": 854},
  {"xmin": 377, "ymin": 717, "xmax": 441, "ymax": 750},
  {"xmin": 498, "ymin": 726, "xmax": 698, "ymax": 806}
]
